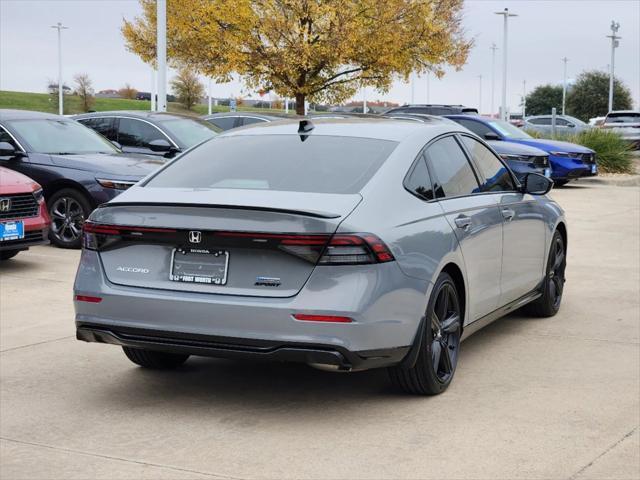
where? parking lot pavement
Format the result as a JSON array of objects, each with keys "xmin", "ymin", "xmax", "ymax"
[{"xmin": 1, "ymin": 183, "xmax": 638, "ymax": 480}]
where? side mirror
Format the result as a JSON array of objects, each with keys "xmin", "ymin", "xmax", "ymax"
[
  {"xmin": 522, "ymin": 173, "xmax": 553, "ymax": 195},
  {"xmin": 0, "ymin": 142, "xmax": 24, "ymax": 159},
  {"xmin": 148, "ymin": 139, "xmax": 174, "ymax": 152},
  {"xmin": 567, "ymin": 123, "xmax": 575, "ymax": 128},
  {"xmin": 484, "ymin": 132, "xmax": 501, "ymax": 141}
]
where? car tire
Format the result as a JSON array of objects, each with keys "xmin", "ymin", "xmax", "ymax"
[
  {"xmin": 523, "ymin": 230, "xmax": 566, "ymax": 318},
  {"xmin": 122, "ymin": 347, "xmax": 189, "ymax": 369},
  {"xmin": 0, "ymin": 250, "xmax": 20, "ymax": 261},
  {"xmin": 554, "ymin": 180, "xmax": 569, "ymax": 187},
  {"xmin": 47, "ymin": 188, "xmax": 93, "ymax": 249},
  {"xmin": 388, "ymin": 272, "xmax": 462, "ymax": 395}
]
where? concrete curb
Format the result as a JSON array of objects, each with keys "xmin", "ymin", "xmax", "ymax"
[{"xmin": 575, "ymin": 175, "xmax": 640, "ymax": 187}]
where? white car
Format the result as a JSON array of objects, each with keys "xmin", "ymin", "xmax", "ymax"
[{"xmin": 602, "ymin": 111, "xmax": 640, "ymax": 148}]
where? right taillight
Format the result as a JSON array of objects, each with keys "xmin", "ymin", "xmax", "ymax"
[{"xmin": 319, "ymin": 234, "xmax": 394, "ymax": 265}]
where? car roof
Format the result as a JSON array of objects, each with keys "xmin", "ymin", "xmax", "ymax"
[
  {"xmin": 0, "ymin": 109, "xmax": 68, "ymax": 121},
  {"xmin": 220, "ymin": 117, "xmax": 454, "ymax": 142},
  {"xmin": 606, "ymin": 110, "xmax": 640, "ymax": 115},
  {"xmin": 72, "ymin": 111, "xmax": 196, "ymax": 122},
  {"xmin": 203, "ymin": 112, "xmax": 289, "ymax": 121}
]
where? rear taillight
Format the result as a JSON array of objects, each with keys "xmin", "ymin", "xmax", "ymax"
[
  {"xmin": 83, "ymin": 222, "xmax": 176, "ymax": 250},
  {"xmin": 319, "ymin": 234, "xmax": 394, "ymax": 265}
]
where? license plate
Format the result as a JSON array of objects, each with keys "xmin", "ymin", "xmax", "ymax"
[
  {"xmin": 544, "ymin": 168, "xmax": 551, "ymax": 178},
  {"xmin": 170, "ymin": 248, "xmax": 229, "ymax": 285},
  {"xmin": 591, "ymin": 164, "xmax": 597, "ymax": 174},
  {"xmin": 0, "ymin": 221, "xmax": 24, "ymax": 242}
]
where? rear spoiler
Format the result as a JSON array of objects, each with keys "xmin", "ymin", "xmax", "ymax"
[{"xmin": 96, "ymin": 202, "xmax": 342, "ymax": 219}]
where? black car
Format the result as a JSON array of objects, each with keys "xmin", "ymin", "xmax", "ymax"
[
  {"xmin": 382, "ymin": 113, "xmax": 550, "ymax": 181},
  {"xmin": 73, "ymin": 111, "xmax": 221, "ymax": 158},
  {"xmin": 383, "ymin": 104, "xmax": 479, "ymax": 116},
  {"xmin": 0, "ymin": 110, "xmax": 165, "ymax": 248},
  {"xmin": 203, "ymin": 112, "xmax": 291, "ymax": 131}
]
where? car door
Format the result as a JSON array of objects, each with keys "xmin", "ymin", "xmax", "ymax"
[
  {"xmin": 116, "ymin": 117, "xmax": 175, "ymax": 156},
  {"xmin": 424, "ymin": 135, "xmax": 504, "ymax": 322},
  {"xmin": 459, "ymin": 135, "xmax": 547, "ymax": 306}
]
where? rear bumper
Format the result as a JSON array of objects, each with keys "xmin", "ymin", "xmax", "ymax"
[{"xmin": 76, "ymin": 323, "xmax": 410, "ymax": 370}]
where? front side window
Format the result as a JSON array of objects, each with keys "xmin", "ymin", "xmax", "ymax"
[
  {"xmin": 207, "ymin": 117, "xmax": 237, "ymax": 130},
  {"xmin": 241, "ymin": 117, "xmax": 268, "ymax": 126},
  {"xmin": 145, "ymin": 135, "xmax": 398, "ymax": 194},
  {"xmin": 0, "ymin": 125, "xmax": 20, "ymax": 150},
  {"xmin": 7, "ymin": 119, "xmax": 117, "ymax": 154},
  {"xmin": 529, "ymin": 117, "xmax": 551, "ymax": 125},
  {"xmin": 453, "ymin": 118, "xmax": 494, "ymax": 138},
  {"xmin": 425, "ymin": 136, "xmax": 479, "ymax": 198},
  {"xmin": 461, "ymin": 136, "xmax": 515, "ymax": 192},
  {"xmin": 78, "ymin": 117, "xmax": 116, "ymax": 140},
  {"xmin": 117, "ymin": 118, "xmax": 168, "ymax": 148},
  {"xmin": 404, "ymin": 153, "xmax": 434, "ymax": 200}
]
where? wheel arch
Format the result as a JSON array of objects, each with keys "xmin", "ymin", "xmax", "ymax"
[
  {"xmin": 440, "ymin": 262, "xmax": 466, "ymax": 327},
  {"xmin": 555, "ymin": 221, "xmax": 568, "ymax": 250},
  {"xmin": 44, "ymin": 180, "xmax": 97, "ymax": 208}
]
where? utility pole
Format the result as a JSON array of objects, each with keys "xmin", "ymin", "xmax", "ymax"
[
  {"xmin": 607, "ymin": 21, "xmax": 621, "ymax": 113},
  {"xmin": 51, "ymin": 22, "xmax": 69, "ymax": 115},
  {"xmin": 490, "ymin": 43, "xmax": 498, "ymax": 117},
  {"xmin": 426, "ymin": 72, "xmax": 430, "ymax": 104},
  {"xmin": 522, "ymin": 80, "xmax": 526, "ymax": 118},
  {"xmin": 494, "ymin": 8, "xmax": 517, "ymax": 121},
  {"xmin": 477, "ymin": 75, "xmax": 483, "ymax": 114},
  {"xmin": 561, "ymin": 57, "xmax": 569, "ymax": 115},
  {"xmin": 150, "ymin": 68, "xmax": 156, "ymax": 111},
  {"xmin": 156, "ymin": 0, "xmax": 167, "ymax": 112},
  {"xmin": 362, "ymin": 87, "xmax": 367, "ymax": 114},
  {"xmin": 410, "ymin": 72, "xmax": 415, "ymax": 104}
]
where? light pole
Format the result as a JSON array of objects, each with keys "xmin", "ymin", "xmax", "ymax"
[
  {"xmin": 362, "ymin": 87, "xmax": 367, "ymax": 114},
  {"xmin": 410, "ymin": 72, "xmax": 415, "ymax": 104},
  {"xmin": 522, "ymin": 79, "xmax": 526, "ymax": 118},
  {"xmin": 477, "ymin": 75, "xmax": 483, "ymax": 113},
  {"xmin": 494, "ymin": 8, "xmax": 517, "ymax": 121},
  {"xmin": 150, "ymin": 68, "xmax": 156, "ymax": 111},
  {"xmin": 561, "ymin": 57, "xmax": 569, "ymax": 115},
  {"xmin": 426, "ymin": 72, "xmax": 430, "ymax": 104},
  {"xmin": 208, "ymin": 78, "xmax": 212, "ymax": 115},
  {"xmin": 490, "ymin": 43, "xmax": 498, "ymax": 117},
  {"xmin": 607, "ymin": 21, "xmax": 621, "ymax": 113},
  {"xmin": 156, "ymin": 0, "xmax": 167, "ymax": 112},
  {"xmin": 51, "ymin": 22, "xmax": 69, "ymax": 115}
]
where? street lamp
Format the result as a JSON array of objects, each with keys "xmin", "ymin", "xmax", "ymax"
[
  {"xmin": 156, "ymin": 0, "xmax": 167, "ymax": 112},
  {"xmin": 561, "ymin": 57, "xmax": 569, "ymax": 115},
  {"xmin": 50, "ymin": 22, "xmax": 69, "ymax": 115},
  {"xmin": 490, "ymin": 43, "xmax": 498, "ymax": 117},
  {"xmin": 606, "ymin": 21, "xmax": 621, "ymax": 113},
  {"xmin": 494, "ymin": 8, "xmax": 517, "ymax": 121}
]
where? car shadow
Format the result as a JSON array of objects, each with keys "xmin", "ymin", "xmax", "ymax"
[{"xmin": 0, "ymin": 255, "xmax": 41, "ymax": 273}]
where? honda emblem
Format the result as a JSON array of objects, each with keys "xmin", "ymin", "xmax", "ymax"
[
  {"xmin": 189, "ymin": 231, "xmax": 202, "ymax": 244},
  {"xmin": 0, "ymin": 198, "xmax": 10, "ymax": 212}
]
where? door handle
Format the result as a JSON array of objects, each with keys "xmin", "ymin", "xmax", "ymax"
[
  {"xmin": 454, "ymin": 215, "xmax": 472, "ymax": 230},
  {"xmin": 501, "ymin": 208, "xmax": 515, "ymax": 221}
]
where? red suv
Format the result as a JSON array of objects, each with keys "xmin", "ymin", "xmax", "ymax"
[{"xmin": 0, "ymin": 167, "xmax": 50, "ymax": 260}]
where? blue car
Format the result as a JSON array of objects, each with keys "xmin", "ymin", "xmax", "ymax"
[
  {"xmin": 446, "ymin": 115, "xmax": 597, "ymax": 185},
  {"xmin": 486, "ymin": 141, "xmax": 551, "ymax": 181}
]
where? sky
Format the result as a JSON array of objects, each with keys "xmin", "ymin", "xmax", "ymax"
[{"xmin": 1, "ymin": 0, "xmax": 639, "ymax": 114}]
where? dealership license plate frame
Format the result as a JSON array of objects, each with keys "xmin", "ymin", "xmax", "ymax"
[
  {"xmin": 0, "ymin": 220, "xmax": 25, "ymax": 242},
  {"xmin": 169, "ymin": 248, "xmax": 229, "ymax": 285}
]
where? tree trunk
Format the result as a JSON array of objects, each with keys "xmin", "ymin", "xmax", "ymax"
[{"xmin": 295, "ymin": 93, "xmax": 306, "ymax": 115}]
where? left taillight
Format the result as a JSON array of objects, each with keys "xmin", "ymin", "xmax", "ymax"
[
  {"xmin": 318, "ymin": 233, "xmax": 394, "ymax": 265},
  {"xmin": 82, "ymin": 222, "xmax": 176, "ymax": 250}
]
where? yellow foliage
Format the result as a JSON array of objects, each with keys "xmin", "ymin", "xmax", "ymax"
[{"xmin": 123, "ymin": 0, "xmax": 471, "ymax": 113}]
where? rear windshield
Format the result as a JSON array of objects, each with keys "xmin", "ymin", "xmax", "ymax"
[
  {"xmin": 605, "ymin": 113, "xmax": 640, "ymax": 124},
  {"xmin": 145, "ymin": 134, "xmax": 397, "ymax": 194}
]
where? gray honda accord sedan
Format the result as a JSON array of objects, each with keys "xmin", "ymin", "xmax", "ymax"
[{"xmin": 74, "ymin": 118, "xmax": 566, "ymax": 395}]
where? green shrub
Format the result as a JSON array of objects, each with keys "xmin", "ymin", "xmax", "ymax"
[
  {"xmin": 522, "ymin": 127, "xmax": 633, "ymax": 174},
  {"xmin": 570, "ymin": 129, "xmax": 633, "ymax": 174}
]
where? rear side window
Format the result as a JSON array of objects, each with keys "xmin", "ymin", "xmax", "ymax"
[
  {"xmin": 118, "ymin": 118, "xmax": 168, "ymax": 148},
  {"xmin": 78, "ymin": 117, "xmax": 115, "ymax": 140},
  {"xmin": 425, "ymin": 136, "xmax": 479, "ymax": 198},
  {"xmin": 461, "ymin": 136, "xmax": 515, "ymax": 192},
  {"xmin": 404, "ymin": 153, "xmax": 434, "ymax": 201},
  {"xmin": 529, "ymin": 117, "xmax": 551, "ymax": 125},
  {"xmin": 145, "ymin": 135, "xmax": 398, "ymax": 194}
]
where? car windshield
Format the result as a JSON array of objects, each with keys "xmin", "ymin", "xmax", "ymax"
[
  {"xmin": 157, "ymin": 117, "xmax": 221, "ymax": 148},
  {"xmin": 7, "ymin": 119, "xmax": 117, "ymax": 154},
  {"xmin": 487, "ymin": 120, "xmax": 531, "ymax": 139},
  {"xmin": 145, "ymin": 134, "xmax": 398, "ymax": 194},
  {"xmin": 605, "ymin": 113, "xmax": 640, "ymax": 124}
]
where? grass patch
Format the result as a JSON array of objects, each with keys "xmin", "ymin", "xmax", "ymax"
[{"xmin": 0, "ymin": 90, "xmax": 290, "ymax": 117}]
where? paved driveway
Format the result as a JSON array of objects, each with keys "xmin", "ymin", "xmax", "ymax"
[{"xmin": 1, "ymin": 183, "xmax": 638, "ymax": 480}]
